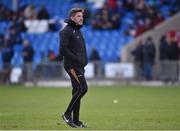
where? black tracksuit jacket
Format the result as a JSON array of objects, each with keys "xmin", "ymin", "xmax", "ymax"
[{"xmin": 59, "ymin": 19, "xmax": 88, "ymax": 68}]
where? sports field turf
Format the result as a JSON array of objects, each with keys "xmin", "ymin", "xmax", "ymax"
[{"xmin": 0, "ymin": 85, "xmax": 180, "ymax": 130}]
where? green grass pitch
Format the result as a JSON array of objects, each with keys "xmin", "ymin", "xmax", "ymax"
[{"xmin": 0, "ymin": 85, "xmax": 180, "ymax": 130}]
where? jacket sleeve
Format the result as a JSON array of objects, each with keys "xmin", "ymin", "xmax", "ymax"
[{"xmin": 59, "ymin": 30, "xmax": 80, "ymax": 63}]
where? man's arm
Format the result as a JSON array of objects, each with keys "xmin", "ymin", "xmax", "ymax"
[{"xmin": 59, "ymin": 30, "xmax": 80, "ymax": 63}]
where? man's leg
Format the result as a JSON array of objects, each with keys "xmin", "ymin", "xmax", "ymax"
[
  {"xmin": 73, "ymin": 74, "xmax": 88, "ymax": 122},
  {"xmin": 64, "ymin": 67, "xmax": 87, "ymax": 117},
  {"xmin": 72, "ymin": 87, "xmax": 81, "ymax": 121},
  {"xmin": 61, "ymin": 67, "xmax": 83, "ymax": 128},
  {"xmin": 62, "ymin": 67, "xmax": 88, "ymax": 128},
  {"xmin": 72, "ymin": 73, "xmax": 88, "ymax": 127}
]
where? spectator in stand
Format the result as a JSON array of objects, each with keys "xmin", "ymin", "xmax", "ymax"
[
  {"xmin": 82, "ymin": 6, "xmax": 91, "ymax": 25},
  {"xmin": 89, "ymin": 47, "xmax": 101, "ymax": 76},
  {"xmin": 22, "ymin": 39, "xmax": 34, "ymax": 63},
  {"xmin": 166, "ymin": 34, "xmax": 180, "ymax": 82},
  {"xmin": 146, "ymin": 5, "xmax": 159, "ymax": 20},
  {"xmin": 131, "ymin": 0, "xmax": 166, "ymax": 36},
  {"xmin": 167, "ymin": 36, "xmax": 179, "ymax": 61},
  {"xmin": 128, "ymin": 24, "xmax": 136, "ymax": 37},
  {"xmin": 0, "ymin": 34, "xmax": 5, "ymax": 68},
  {"xmin": 135, "ymin": 18, "xmax": 153, "ymax": 37},
  {"xmin": 22, "ymin": 39, "xmax": 34, "ymax": 81},
  {"xmin": 153, "ymin": 12, "xmax": 164, "ymax": 26},
  {"xmin": 91, "ymin": 13, "xmax": 102, "ymax": 29},
  {"xmin": 42, "ymin": 49, "xmax": 60, "ymax": 62},
  {"xmin": 142, "ymin": 37, "xmax": 156, "ymax": 80},
  {"xmin": 0, "ymin": 4, "xmax": 6, "ymax": 21},
  {"xmin": 159, "ymin": 34, "xmax": 169, "ymax": 81},
  {"xmin": 24, "ymin": 4, "xmax": 37, "ymax": 20},
  {"xmin": 89, "ymin": 47, "xmax": 101, "ymax": 61},
  {"xmin": 48, "ymin": 49, "xmax": 57, "ymax": 61},
  {"xmin": 143, "ymin": 18, "xmax": 153, "ymax": 31},
  {"xmin": 134, "ymin": 0, "xmax": 147, "ymax": 21},
  {"xmin": 49, "ymin": 18, "xmax": 62, "ymax": 32},
  {"xmin": 101, "ymin": 9, "xmax": 112, "ymax": 29},
  {"xmin": 107, "ymin": 0, "xmax": 118, "ymax": 12},
  {"xmin": 11, "ymin": 15, "xmax": 27, "ymax": 32},
  {"xmin": 124, "ymin": 0, "xmax": 135, "ymax": 11},
  {"xmin": 0, "ymin": 3, "xmax": 13, "ymax": 21},
  {"xmin": 111, "ymin": 13, "xmax": 121, "ymax": 29},
  {"xmin": 159, "ymin": 35, "xmax": 168, "ymax": 60},
  {"xmin": 0, "ymin": 34, "xmax": 4, "ymax": 49},
  {"xmin": 5, "ymin": 26, "xmax": 22, "ymax": 47},
  {"xmin": 17, "ymin": 17, "xmax": 27, "ymax": 32},
  {"xmin": 6, "ymin": 4, "xmax": 28, "ymax": 32},
  {"xmin": 135, "ymin": 20, "xmax": 146, "ymax": 37},
  {"xmin": 132, "ymin": 37, "xmax": 156, "ymax": 80},
  {"xmin": 37, "ymin": 5, "xmax": 50, "ymax": 20},
  {"xmin": 1, "ymin": 44, "xmax": 14, "ymax": 67},
  {"xmin": 91, "ymin": 2, "xmax": 120, "ymax": 30},
  {"xmin": 132, "ymin": 40, "xmax": 144, "ymax": 80}
]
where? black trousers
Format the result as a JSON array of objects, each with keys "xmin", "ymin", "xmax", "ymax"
[{"xmin": 64, "ymin": 66, "xmax": 88, "ymax": 122}]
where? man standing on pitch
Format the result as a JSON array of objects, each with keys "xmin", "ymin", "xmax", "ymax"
[{"xmin": 59, "ymin": 8, "xmax": 88, "ymax": 128}]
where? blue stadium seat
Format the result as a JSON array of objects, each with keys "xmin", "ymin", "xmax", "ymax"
[
  {"xmin": 11, "ymin": 52, "xmax": 24, "ymax": 67},
  {"xmin": 0, "ymin": 22, "xmax": 11, "ymax": 33},
  {"xmin": 160, "ymin": 6, "xmax": 171, "ymax": 19},
  {"xmin": 17, "ymin": 0, "xmax": 72, "ymax": 19},
  {"xmin": 13, "ymin": 44, "xmax": 23, "ymax": 54},
  {"xmin": 0, "ymin": 0, "xmax": 12, "ymax": 9},
  {"xmin": 32, "ymin": 52, "xmax": 42, "ymax": 70},
  {"xmin": 0, "ymin": 52, "xmax": 3, "ymax": 70},
  {"xmin": 2, "ymin": 0, "xmax": 177, "ymax": 64}
]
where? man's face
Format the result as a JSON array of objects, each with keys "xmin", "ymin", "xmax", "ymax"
[{"xmin": 71, "ymin": 12, "xmax": 83, "ymax": 25}]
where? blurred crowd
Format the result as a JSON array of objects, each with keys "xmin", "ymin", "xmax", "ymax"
[
  {"xmin": 89, "ymin": 0, "xmax": 179, "ymax": 35},
  {"xmin": 91, "ymin": 1, "xmax": 121, "ymax": 30},
  {"xmin": 132, "ymin": 37, "xmax": 156, "ymax": 80},
  {"xmin": 0, "ymin": 3, "xmax": 50, "ymax": 21},
  {"xmin": 125, "ymin": 0, "xmax": 178, "ymax": 37},
  {"xmin": 132, "ymin": 33, "xmax": 180, "ymax": 81},
  {"xmin": 0, "ymin": 2, "xmax": 62, "ymax": 69},
  {"xmin": 0, "ymin": 0, "xmax": 180, "ymax": 78}
]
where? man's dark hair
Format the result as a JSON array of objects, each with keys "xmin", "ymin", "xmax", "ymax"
[{"xmin": 68, "ymin": 8, "xmax": 83, "ymax": 17}]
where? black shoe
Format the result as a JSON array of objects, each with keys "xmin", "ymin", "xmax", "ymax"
[
  {"xmin": 74, "ymin": 121, "xmax": 87, "ymax": 128},
  {"xmin": 61, "ymin": 113, "xmax": 77, "ymax": 128}
]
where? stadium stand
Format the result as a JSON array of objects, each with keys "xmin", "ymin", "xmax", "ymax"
[{"xmin": 0, "ymin": 0, "xmax": 179, "ymax": 82}]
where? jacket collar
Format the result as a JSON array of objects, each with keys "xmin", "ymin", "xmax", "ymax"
[{"xmin": 64, "ymin": 19, "xmax": 82, "ymax": 29}]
